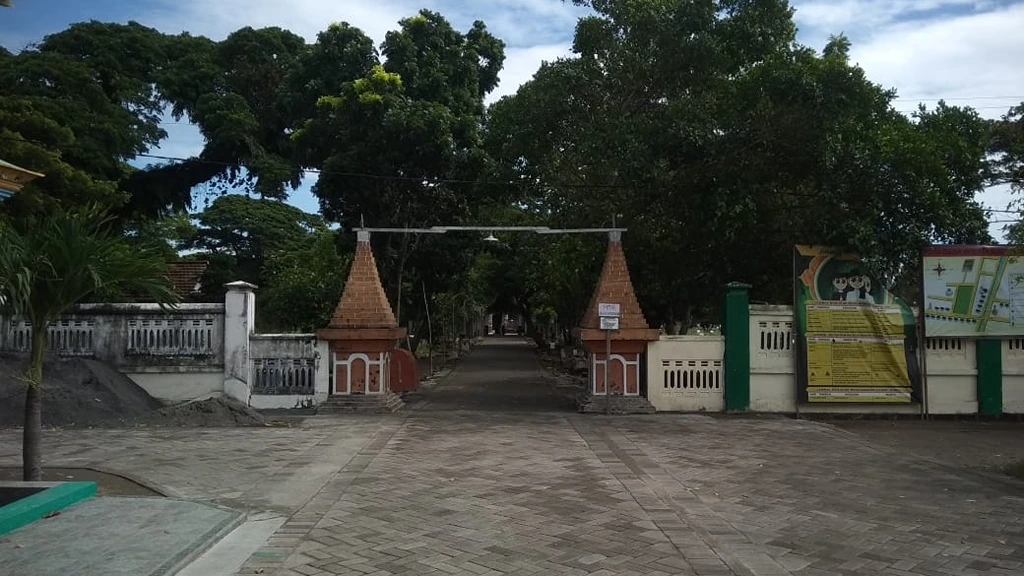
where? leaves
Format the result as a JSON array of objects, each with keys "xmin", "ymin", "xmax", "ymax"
[{"xmin": 0, "ymin": 204, "xmax": 179, "ymax": 336}]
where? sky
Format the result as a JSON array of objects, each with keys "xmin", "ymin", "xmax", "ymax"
[{"xmin": 2, "ymin": 0, "xmax": 1023, "ymax": 238}]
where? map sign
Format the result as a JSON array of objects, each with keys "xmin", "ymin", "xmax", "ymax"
[
  {"xmin": 794, "ymin": 246, "xmax": 921, "ymax": 404},
  {"xmin": 922, "ymin": 245, "xmax": 1024, "ymax": 337}
]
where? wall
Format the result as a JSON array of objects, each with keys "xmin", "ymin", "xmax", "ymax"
[
  {"xmin": 746, "ymin": 305, "xmax": 1019, "ymax": 415},
  {"xmin": 1002, "ymin": 339, "xmax": 1024, "ymax": 413},
  {"xmin": 646, "ymin": 336, "xmax": 724, "ymax": 412},
  {"xmin": 248, "ymin": 334, "xmax": 330, "ymax": 409},
  {"xmin": 0, "ymin": 303, "xmax": 226, "ymax": 403},
  {"xmin": 126, "ymin": 369, "xmax": 224, "ymax": 402}
]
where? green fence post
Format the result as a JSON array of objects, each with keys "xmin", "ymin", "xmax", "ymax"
[
  {"xmin": 976, "ymin": 339, "xmax": 1003, "ymax": 416},
  {"xmin": 723, "ymin": 282, "xmax": 751, "ymax": 412}
]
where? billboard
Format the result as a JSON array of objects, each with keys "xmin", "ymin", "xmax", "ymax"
[
  {"xmin": 794, "ymin": 246, "xmax": 921, "ymax": 404},
  {"xmin": 922, "ymin": 245, "xmax": 1024, "ymax": 337}
]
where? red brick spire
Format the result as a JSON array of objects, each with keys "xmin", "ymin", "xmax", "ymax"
[
  {"xmin": 327, "ymin": 233, "xmax": 398, "ymax": 330},
  {"xmin": 581, "ymin": 233, "xmax": 651, "ymax": 331}
]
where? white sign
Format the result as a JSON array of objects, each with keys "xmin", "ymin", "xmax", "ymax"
[
  {"xmin": 599, "ymin": 316, "xmax": 620, "ymax": 331},
  {"xmin": 598, "ymin": 302, "xmax": 621, "ymax": 318}
]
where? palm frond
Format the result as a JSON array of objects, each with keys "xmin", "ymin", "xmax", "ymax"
[{"xmin": 0, "ymin": 204, "xmax": 179, "ymax": 328}]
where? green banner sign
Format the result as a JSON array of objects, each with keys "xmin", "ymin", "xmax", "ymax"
[{"xmin": 793, "ymin": 246, "xmax": 921, "ymax": 404}]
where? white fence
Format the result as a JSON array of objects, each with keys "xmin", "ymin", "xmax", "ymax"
[
  {"xmin": 647, "ymin": 336, "xmax": 724, "ymax": 412},
  {"xmin": 0, "ymin": 303, "xmax": 225, "ymax": 366},
  {"xmin": 0, "ymin": 303, "xmax": 228, "ymax": 402},
  {"xmin": 647, "ymin": 305, "xmax": 1024, "ymax": 414},
  {"xmin": 248, "ymin": 334, "xmax": 330, "ymax": 409}
]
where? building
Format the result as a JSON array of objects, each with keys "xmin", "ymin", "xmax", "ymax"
[{"xmin": 0, "ymin": 159, "xmax": 44, "ymax": 200}]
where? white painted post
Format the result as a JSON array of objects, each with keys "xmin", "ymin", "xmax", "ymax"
[
  {"xmin": 313, "ymin": 339, "xmax": 331, "ymax": 403},
  {"xmin": 223, "ymin": 281, "xmax": 257, "ymax": 404}
]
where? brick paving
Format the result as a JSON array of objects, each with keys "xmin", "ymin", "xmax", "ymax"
[{"xmin": 3, "ymin": 339, "xmax": 1024, "ymax": 575}]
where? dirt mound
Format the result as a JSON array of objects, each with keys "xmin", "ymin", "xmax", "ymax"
[
  {"xmin": 156, "ymin": 396, "xmax": 265, "ymax": 426},
  {"xmin": 0, "ymin": 354, "xmax": 266, "ymax": 428}
]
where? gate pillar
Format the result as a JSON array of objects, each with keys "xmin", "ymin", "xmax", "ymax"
[
  {"xmin": 317, "ymin": 231, "xmax": 406, "ymax": 396},
  {"xmin": 577, "ymin": 232, "xmax": 658, "ymax": 407}
]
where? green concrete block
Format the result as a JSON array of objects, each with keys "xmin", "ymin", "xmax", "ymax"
[{"xmin": 0, "ymin": 481, "xmax": 97, "ymax": 536}]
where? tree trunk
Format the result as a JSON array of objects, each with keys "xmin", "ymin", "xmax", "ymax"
[{"xmin": 22, "ymin": 329, "xmax": 46, "ymax": 481}]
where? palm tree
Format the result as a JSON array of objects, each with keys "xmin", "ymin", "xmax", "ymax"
[{"xmin": 0, "ymin": 205, "xmax": 178, "ymax": 480}]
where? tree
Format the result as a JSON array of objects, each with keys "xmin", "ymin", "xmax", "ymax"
[
  {"xmin": 0, "ymin": 204, "xmax": 177, "ymax": 481},
  {"xmin": 295, "ymin": 11, "xmax": 506, "ymax": 324},
  {"xmin": 991, "ymin": 103, "xmax": 1024, "ymax": 243},
  {"xmin": 487, "ymin": 0, "xmax": 992, "ymax": 329},
  {"xmin": 259, "ymin": 230, "xmax": 349, "ymax": 332},
  {"xmin": 187, "ymin": 194, "xmax": 325, "ymax": 283}
]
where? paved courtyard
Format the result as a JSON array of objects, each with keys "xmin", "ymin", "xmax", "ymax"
[{"xmin": 2, "ymin": 338, "xmax": 1024, "ymax": 575}]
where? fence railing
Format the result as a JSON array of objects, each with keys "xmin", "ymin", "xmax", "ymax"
[
  {"xmin": 250, "ymin": 334, "xmax": 320, "ymax": 395},
  {"xmin": 0, "ymin": 303, "xmax": 225, "ymax": 368}
]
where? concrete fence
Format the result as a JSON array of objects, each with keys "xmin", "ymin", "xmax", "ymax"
[
  {"xmin": 645, "ymin": 300, "xmax": 1024, "ymax": 416},
  {"xmin": 7, "ymin": 280, "xmax": 1021, "ymax": 416},
  {"xmin": 0, "ymin": 282, "xmax": 329, "ymax": 407}
]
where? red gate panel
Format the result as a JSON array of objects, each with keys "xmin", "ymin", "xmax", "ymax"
[{"xmin": 389, "ymin": 348, "xmax": 420, "ymax": 392}]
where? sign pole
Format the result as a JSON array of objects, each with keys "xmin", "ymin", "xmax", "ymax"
[
  {"xmin": 597, "ymin": 302, "xmax": 621, "ymax": 416},
  {"xmin": 605, "ymin": 328, "xmax": 611, "ymax": 415}
]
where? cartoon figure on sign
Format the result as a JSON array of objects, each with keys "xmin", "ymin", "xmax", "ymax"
[
  {"xmin": 845, "ymin": 275, "xmax": 875, "ymax": 304},
  {"xmin": 830, "ymin": 276, "xmax": 848, "ymax": 301}
]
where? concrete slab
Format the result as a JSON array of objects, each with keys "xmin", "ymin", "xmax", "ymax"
[
  {"xmin": 0, "ymin": 496, "xmax": 242, "ymax": 576},
  {"xmin": 0, "ymin": 481, "xmax": 96, "ymax": 535},
  {"xmin": 175, "ymin": 512, "xmax": 285, "ymax": 576}
]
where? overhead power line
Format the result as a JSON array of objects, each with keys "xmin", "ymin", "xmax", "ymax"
[
  {"xmin": 893, "ymin": 95, "xmax": 1024, "ymax": 102},
  {"xmin": 1, "ymin": 134, "xmax": 1019, "ymax": 219}
]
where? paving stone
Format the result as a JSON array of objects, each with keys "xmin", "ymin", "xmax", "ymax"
[{"xmin": 4, "ymin": 340, "xmax": 1024, "ymax": 576}]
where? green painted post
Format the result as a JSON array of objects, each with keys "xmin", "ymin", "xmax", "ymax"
[
  {"xmin": 723, "ymin": 282, "xmax": 751, "ymax": 412},
  {"xmin": 976, "ymin": 339, "xmax": 1003, "ymax": 416}
]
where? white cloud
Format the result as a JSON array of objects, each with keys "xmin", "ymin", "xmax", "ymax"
[
  {"xmin": 847, "ymin": 3, "xmax": 1024, "ymax": 114},
  {"xmin": 792, "ymin": 0, "xmax": 1024, "ymax": 239},
  {"xmin": 139, "ymin": 0, "xmax": 587, "ymax": 106},
  {"xmin": 140, "ymin": 0, "xmax": 587, "ymax": 48},
  {"xmin": 488, "ymin": 43, "xmax": 573, "ymax": 103}
]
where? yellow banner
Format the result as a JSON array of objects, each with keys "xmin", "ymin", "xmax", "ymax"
[
  {"xmin": 806, "ymin": 304, "xmax": 905, "ymax": 336},
  {"xmin": 806, "ymin": 335, "xmax": 911, "ymax": 389}
]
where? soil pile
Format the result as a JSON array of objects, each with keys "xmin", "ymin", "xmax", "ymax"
[
  {"xmin": 156, "ymin": 396, "xmax": 266, "ymax": 426},
  {"xmin": 0, "ymin": 354, "xmax": 266, "ymax": 428}
]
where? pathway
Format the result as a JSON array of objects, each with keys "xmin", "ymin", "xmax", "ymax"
[
  {"xmin": 406, "ymin": 337, "xmax": 573, "ymax": 412},
  {"xmin": 2, "ymin": 341, "xmax": 1024, "ymax": 575}
]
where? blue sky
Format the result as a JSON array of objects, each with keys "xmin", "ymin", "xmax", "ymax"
[{"xmin": 3, "ymin": 0, "xmax": 1024, "ymax": 236}]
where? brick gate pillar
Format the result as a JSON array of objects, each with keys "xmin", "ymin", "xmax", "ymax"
[
  {"xmin": 317, "ymin": 231, "xmax": 406, "ymax": 395},
  {"xmin": 577, "ymin": 232, "xmax": 658, "ymax": 402}
]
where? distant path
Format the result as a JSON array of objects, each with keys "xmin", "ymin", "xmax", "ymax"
[{"xmin": 406, "ymin": 337, "xmax": 574, "ymax": 412}]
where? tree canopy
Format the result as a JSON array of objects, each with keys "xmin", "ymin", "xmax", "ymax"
[{"xmin": 1, "ymin": 2, "xmax": 1017, "ymax": 335}]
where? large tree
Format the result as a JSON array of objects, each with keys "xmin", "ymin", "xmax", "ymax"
[
  {"xmin": 487, "ymin": 1, "xmax": 992, "ymax": 330},
  {"xmin": 0, "ymin": 205, "xmax": 176, "ymax": 480},
  {"xmin": 295, "ymin": 11, "xmax": 506, "ymax": 326}
]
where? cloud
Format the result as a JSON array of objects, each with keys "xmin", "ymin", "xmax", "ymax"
[
  {"xmin": 138, "ymin": 0, "xmax": 587, "ymax": 104},
  {"xmin": 792, "ymin": 1, "xmax": 1024, "ymax": 117},
  {"xmin": 140, "ymin": 0, "xmax": 587, "ymax": 48},
  {"xmin": 792, "ymin": 0, "xmax": 1024, "ymax": 239},
  {"xmin": 488, "ymin": 43, "xmax": 573, "ymax": 103}
]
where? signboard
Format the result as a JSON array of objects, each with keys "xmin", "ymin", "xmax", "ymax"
[
  {"xmin": 598, "ymin": 302, "xmax": 621, "ymax": 318},
  {"xmin": 599, "ymin": 316, "xmax": 620, "ymax": 331},
  {"xmin": 922, "ymin": 245, "xmax": 1024, "ymax": 337},
  {"xmin": 793, "ymin": 246, "xmax": 921, "ymax": 403}
]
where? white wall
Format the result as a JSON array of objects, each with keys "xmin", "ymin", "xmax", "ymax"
[
  {"xmin": 748, "ymin": 306, "xmax": 978, "ymax": 415},
  {"xmin": 126, "ymin": 370, "xmax": 223, "ymax": 403},
  {"xmin": 1002, "ymin": 339, "xmax": 1024, "ymax": 414},
  {"xmin": 749, "ymin": 305, "xmax": 797, "ymax": 412},
  {"xmin": 249, "ymin": 394, "xmax": 318, "ymax": 410},
  {"xmin": 647, "ymin": 336, "xmax": 724, "ymax": 412},
  {"xmin": 925, "ymin": 338, "xmax": 977, "ymax": 415}
]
